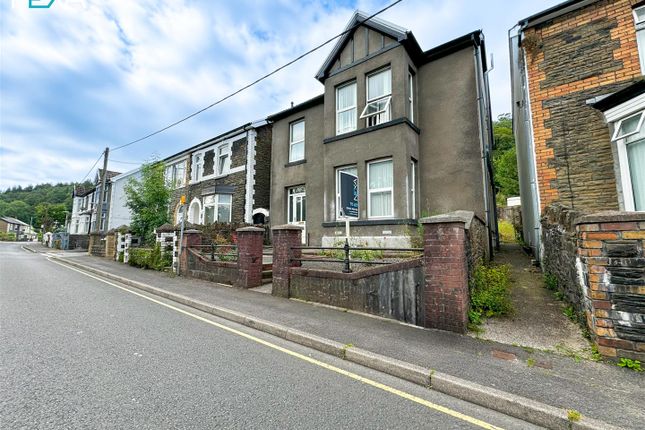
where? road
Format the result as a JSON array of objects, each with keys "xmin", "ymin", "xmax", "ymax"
[{"xmin": 0, "ymin": 242, "xmax": 539, "ymax": 429}]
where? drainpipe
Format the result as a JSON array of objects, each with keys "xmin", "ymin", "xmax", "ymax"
[{"xmin": 472, "ymin": 33, "xmax": 496, "ymax": 257}]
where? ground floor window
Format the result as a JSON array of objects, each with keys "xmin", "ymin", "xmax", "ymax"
[
  {"xmin": 367, "ymin": 159, "xmax": 393, "ymax": 218},
  {"xmin": 612, "ymin": 111, "xmax": 645, "ymax": 211},
  {"xmin": 203, "ymin": 194, "xmax": 232, "ymax": 224}
]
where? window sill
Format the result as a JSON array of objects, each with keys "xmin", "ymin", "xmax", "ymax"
[
  {"xmin": 285, "ymin": 159, "xmax": 306, "ymax": 167},
  {"xmin": 322, "ymin": 218, "xmax": 417, "ymax": 227},
  {"xmin": 324, "ymin": 117, "xmax": 419, "ymax": 144}
]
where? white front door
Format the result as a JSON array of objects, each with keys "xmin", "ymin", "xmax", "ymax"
[{"xmin": 288, "ymin": 186, "xmax": 306, "ymax": 244}]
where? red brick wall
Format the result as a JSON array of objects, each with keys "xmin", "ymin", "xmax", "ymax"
[
  {"xmin": 271, "ymin": 226, "xmax": 302, "ymax": 298},
  {"xmin": 235, "ymin": 227, "xmax": 264, "ymax": 289}
]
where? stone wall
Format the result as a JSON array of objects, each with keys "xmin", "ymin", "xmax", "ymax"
[
  {"xmin": 253, "ymin": 124, "xmax": 272, "ymax": 213},
  {"xmin": 289, "ymin": 260, "xmax": 423, "ymax": 325},
  {"xmin": 523, "ymin": 0, "xmax": 642, "ymax": 212},
  {"xmin": 541, "ymin": 204, "xmax": 585, "ymax": 311},
  {"xmin": 68, "ymin": 234, "xmax": 89, "ymax": 250},
  {"xmin": 88, "ymin": 233, "xmax": 106, "ymax": 257},
  {"xmin": 576, "ymin": 212, "xmax": 645, "ymax": 362}
]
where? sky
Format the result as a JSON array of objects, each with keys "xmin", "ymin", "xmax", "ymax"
[{"xmin": 0, "ymin": 0, "xmax": 562, "ymax": 190}]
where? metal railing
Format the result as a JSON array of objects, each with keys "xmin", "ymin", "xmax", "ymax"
[
  {"xmin": 291, "ymin": 239, "xmax": 422, "ymax": 273},
  {"xmin": 190, "ymin": 244, "xmax": 238, "ymax": 262}
]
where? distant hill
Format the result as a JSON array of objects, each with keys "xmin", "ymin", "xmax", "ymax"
[{"xmin": 0, "ymin": 182, "xmax": 91, "ymax": 230}]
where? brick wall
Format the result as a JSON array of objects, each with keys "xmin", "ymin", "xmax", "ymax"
[
  {"xmin": 576, "ymin": 213, "xmax": 645, "ymax": 361},
  {"xmin": 524, "ymin": 0, "xmax": 642, "ymax": 212}
]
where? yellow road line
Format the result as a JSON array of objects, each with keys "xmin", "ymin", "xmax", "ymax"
[{"xmin": 48, "ymin": 258, "xmax": 506, "ymax": 430}]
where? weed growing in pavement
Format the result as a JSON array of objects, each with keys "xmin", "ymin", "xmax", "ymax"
[
  {"xmin": 617, "ymin": 358, "xmax": 643, "ymax": 372},
  {"xmin": 544, "ymin": 273, "xmax": 558, "ymax": 291},
  {"xmin": 553, "ymin": 291, "xmax": 565, "ymax": 301},
  {"xmin": 468, "ymin": 263, "xmax": 513, "ymax": 328},
  {"xmin": 555, "ymin": 343, "xmax": 583, "ymax": 363},
  {"xmin": 563, "ymin": 305, "xmax": 577, "ymax": 322},
  {"xmin": 589, "ymin": 344, "xmax": 602, "ymax": 362},
  {"xmin": 567, "ymin": 409, "xmax": 581, "ymax": 422},
  {"xmin": 521, "ymin": 346, "xmax": 535, "ymax": 354},
  {"xmin": 526, "ymin": 357, "xmax": 536, "ymax": 368}
]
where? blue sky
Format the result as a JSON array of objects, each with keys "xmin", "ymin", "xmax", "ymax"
[{"xmin": 0, "ymin": 0, "xmax": 561, "ymax": 190}]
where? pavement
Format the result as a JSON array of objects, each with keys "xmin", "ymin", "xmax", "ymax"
[
  {"xmin": 3, "ymin": 242, "xmax": 538, "ymax": 429},
  {"xmin": 476, "ymin": 244, "xmax": 590, "ymax": 355},
  {"xmin": 25, "ymin": 243, "xmax": 645, "ymax": 429}
]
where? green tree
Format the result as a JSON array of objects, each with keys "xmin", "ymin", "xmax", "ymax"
[
  {"xmin": 492, "ymin": 114, "xmax": 519, "ymax": 203},
  {"xmin": 124, "ymin": 161, "xmax": 171, "ymax": 245},
  {"xmin": 35, "ymin": 203, "xmax": 68, "ymax": 231}
]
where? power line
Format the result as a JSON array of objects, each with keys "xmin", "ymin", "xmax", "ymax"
[
  {"xmin": 110, "ymin": 159, "xmax": 142, "ymax": 165},
  {"xmin": 79, "ymin": 152, "xmax": 104, "ymax": 183},
  {"xmin": 111, "ymin": 0, "xmax": 404, "ymax": 153}
]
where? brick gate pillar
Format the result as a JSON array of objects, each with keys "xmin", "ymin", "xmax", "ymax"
[
  {"xmin": 235, "ymin": 227, "xmax": 264, "ymax": 289},
  {"xmin": 271, "ymin": 225, "xmax": 302, "ymax": 298},
  {"xmin": 180, "ymin": 229, "xmax": 202, "ymax": 276},
  {"xmin": 421, "ymin": 213, "xmax": 471, "ymax": 334}
]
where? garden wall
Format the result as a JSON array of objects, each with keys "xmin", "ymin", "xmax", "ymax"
[
  {"xmin": 289, "ymin": 259, "xmax": 423, "ymax": 325},
  {"xmin": 186, "ymin": 248, "xmax": 238, "ymax": 285}
]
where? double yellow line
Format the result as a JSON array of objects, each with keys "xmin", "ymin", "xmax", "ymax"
[{"xmin": 49, "ymin": 258, "xmax": 506, "ymax": 430}]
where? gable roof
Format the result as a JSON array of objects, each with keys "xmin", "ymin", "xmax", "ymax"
[
  {"xmin": 0, "ymin": 216, "xmax": 29, "ymax": 226},
  {"xmin": 315, "ymin": 10, "xmax": 416, "ymax": 82}
]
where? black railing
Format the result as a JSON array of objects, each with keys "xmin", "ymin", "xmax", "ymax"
[
  {"xmin": 191, "ymin": 244, "xmax": 238, "ymax": 262},
  {"xmin": 292, "ymin": 239, "xmax": 422, "ymax": 273}
]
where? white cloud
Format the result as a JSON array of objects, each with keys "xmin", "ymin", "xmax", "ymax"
[{"xmin": 0, "ymin": 0, "xmax": 561, "ymax": 189}]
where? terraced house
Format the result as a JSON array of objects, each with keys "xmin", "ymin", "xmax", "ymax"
[
  {"xmin": 510, "ymin": 0, "xmax": 645, "ymax": 256},
  {"xmin": 268, "ymin": 12, "xmax": 496, "ymax": 249},
  {"xmin": 165, "ymin": 121, "xmax": 272, "ymax": 227}
]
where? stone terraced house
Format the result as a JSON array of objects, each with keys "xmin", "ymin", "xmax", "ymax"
[
  {"xmin": 165, "ymin": 121, "xmax": 272, "ymax": 227},
  {"xmin": 267, "ymin": 11, "xmax": 497, "ymax": 249}
]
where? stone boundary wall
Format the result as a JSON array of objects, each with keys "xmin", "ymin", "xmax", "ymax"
[
  {"xmin": 576, "ymin": 212, "xmax": 645, "ymax": 361},
  {"xmin": 541, "ymin": 204, "xmax": 585, "ymax": 311},
  {"xmin": 68, "ymin": 234, "xmax": 90, "ymax": 250},
  {"xmin": 541, "ymin": 205, "xmax": 645, "ymax": 360},
  {"xmin": 289, "ymin": 259, "xmax": 423, "ymax": 325}
]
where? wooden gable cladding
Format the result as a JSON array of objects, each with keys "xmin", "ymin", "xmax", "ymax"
[{"xmin": 330, "ymin": 25, "xmax": 398, "ymax": 72}]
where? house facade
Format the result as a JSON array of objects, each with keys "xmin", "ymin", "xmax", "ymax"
[
  {"xmin": 510, "ymin": 0, "xmax": 644, "ymax": 257},
  {"xmin": 268, "ymin": 12, "xmax": 496, "ymax": 249},
  {"xmin": 166, "ymin": 121, "xmax": 272, "ymax": 227},
  {"xmin": 107, "ymin": 167, "xmax": 142, "ymax": 231},
  {"xmin": 0, "ymin": 216, "xmax": 30, "ymax": 239},
  {"xmin": 68, "ymin": 169, "xmax": 120, "ymax": 235},
  {"xmin": 69, "ymin": 185, "xmax": 94, "ymax": 234}
]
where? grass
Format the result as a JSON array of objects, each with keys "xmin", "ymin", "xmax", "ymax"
[
  {"xmin": 567, "ymin": 409, "xmax": 581, "ymax": 422},
  {"xmin": 468, "ymin": 264, "xmax": 513, "ymax": 327},
  {"xmin": 498, "ymin": 220, "xmax": 516, "ymax": 243}
]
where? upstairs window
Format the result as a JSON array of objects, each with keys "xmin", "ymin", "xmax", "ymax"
[
  {"xmin": 165, "ymin": 160, "xmax": 187, "ymax": 188},
  {"xmin": 192, "ymin": 153, "xmax": 203, "ymax": 182},
  {"xmin": 361, "ymin": 68, "xmax": 391, "ymax": 127},
  {"xmin": 336, "ymin": 82, "xmax": 357, "ymax": 135},
  {"xmin": 289, "ymin": 120, "xmax": 305, "ymax": 162},
  {"xmin": 192, "ymin": 142, "xmax": 231, "ymax": 183},
  {"xmin": 634, "ymin": 6, "xmax": 645, "ymax": 74},
  {"xmin": 408, "ymin": 71, "xmax": 415, "ymax": 123},
  {"xmin": 216, "ymin": 144, "xmax": 230, "ymax": 176}
]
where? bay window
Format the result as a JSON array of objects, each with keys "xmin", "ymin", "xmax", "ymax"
[
  {"xmin": 203, "ymin": 194, "xmax": 232, "ymax": 224},
  {"xmin": 336, "ymin": 82, "xmax": 357, "ymax": 134},
  {"xmin": 361, "ymin": 68, "xmax": 391, "ymax": 127},
  {"xmin": 612, "ymin": 111, "xmax": 645, "ymax": 211},
  {"xmin": 368, "ymin": 159, "xmax": 393, "ymax": 218}
]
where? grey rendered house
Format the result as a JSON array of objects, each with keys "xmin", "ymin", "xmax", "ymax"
[
  {"xmin": 165, "ymin": 121, "xmax": 272, "ymax": 226},
  {"xmin": 68, "ymin": 169, "xmax": 120, "ymax": 234},
  {"xmin": 267, "ymin": 11, "xmax": 496, "ymax": 249}
]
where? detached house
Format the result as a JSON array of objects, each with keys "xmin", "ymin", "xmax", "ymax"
[
  {"xmin": 268, "ymin": 12, "xmax": 496, "ymax": 249},
  {"xmin": 510, "ymin": 0, "xmax": 645, "ymax": 257}
]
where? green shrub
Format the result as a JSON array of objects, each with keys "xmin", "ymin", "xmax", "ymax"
[
  {"xmin": 617, "ymin": 358, "xmax": 642, "ymax": 372},
  {"xmin": 319, "ymin": 240, "xmax": 384, "ymax": 261},
  {"xmin": 128, "ymin": 244, "xmax": 171, "ymax": 271},
  {"xmin": 118, "ymin": 251, "xmax": 124, "ymax": 263},
  {"xmin": 469, "ymin": 264, "xmax": 513, "ymax": 324},
  {"xmin": 0, "ymin": 232, "xmax": 17, "ymax": 241}
]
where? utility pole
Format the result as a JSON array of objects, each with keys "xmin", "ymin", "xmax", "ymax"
[{"xmin": 94, "ymin": 147, "xmax": 110, "ymax": 233}]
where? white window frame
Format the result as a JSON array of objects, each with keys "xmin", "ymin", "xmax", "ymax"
[
  {"xmin": 410, "ymin": 159, "xmax": 417, "ymax": 218},
  {"xmin": 165, "ymin": 158, "xmax": 187, "ymax": 189},
  {"xmin": 367, "ymin": 158, "xmax": 394, "ymax": 219},
  {"xmin": 634, "ymin": 6, "xmax": 645, "ymax": 74},
  {"xmin": 336, "ymin": 82, "xmax": 357, "ymax": 135},
  {"xmin": 203, "ymin": 194, "xmax": 233, "ymax": 224},
  {"xmin": 191, "ymin": 141, "xmax": 232, "ymax": 183},
  {"xmin": 335, "ymin": 165, "xmax": 358, "ymax": 220},
  {"xmin": 611, "ymin": 111, "xmax": 645, "ymax": 142},
  {"xmin": 287, "ymin": 186, "xmax": 306, "ymax": 244},
  {"xmin": 216, "ymin": 144, "xmax": 230, "ymax": 176},
  {"xmin": 360, "ymin": 68, "xmax": 392, "ymax": 127},
  {"xmin": 289, "ymin": 120, "xmax": 305, "ymax": 162},
  {"xmin": 408, "ymin": 71, "xmax": 415, "ymax": 123}
]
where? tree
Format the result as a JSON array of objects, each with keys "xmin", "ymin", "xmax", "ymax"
[
  {"xmin": 124, "ymin": 161, "xmax": 171, "ymax": 245},
  {"xmin": 492, "ymin": 114, "xmax": 519, "ymax": 203},
  {"xmin": 35, "ymin": 203, "xmax": 67, "ymax": 231}
]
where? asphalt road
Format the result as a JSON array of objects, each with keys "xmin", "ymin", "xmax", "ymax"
[{"xmin": 0, "ymin": 242, "xmax": 540, "ymax": 429}]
